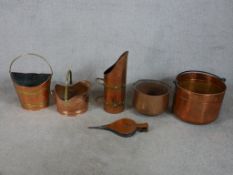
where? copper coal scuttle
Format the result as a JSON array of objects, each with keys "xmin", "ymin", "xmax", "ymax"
[
  {"xmin": 97, "ymin": 51, "xmax": 128, "ymax": 114},
  {"xmin": 9, "ymin": 53, "xmax": 53, "ymax": 110},
  {"xmin": 52, "ymin": 70, "xmax": 91, "ymax": 116}
]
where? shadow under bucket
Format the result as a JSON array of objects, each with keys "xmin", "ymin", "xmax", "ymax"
[{"xmin": 9, "ymin": 53, "xmax": 53, "ymax": 110}]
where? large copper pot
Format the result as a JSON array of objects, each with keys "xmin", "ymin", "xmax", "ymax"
[
  {"xmin": 133, "ymin": 80, "xmax": 169, "ymax": 116},
  {"xmin": 9, "ymin": 53, "xmax": 53, "ymax": 110},
  {"xmin": 173, "ymin": 71, "xmax": 226, "ymax": 124}
]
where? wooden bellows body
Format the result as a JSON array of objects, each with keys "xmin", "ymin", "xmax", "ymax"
[{"xmin": 89, "ymin": 118, "xmax": 148, "ymax": 137}]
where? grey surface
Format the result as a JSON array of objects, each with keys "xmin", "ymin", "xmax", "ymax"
[{"xmin": 0, "ymin": 0, "xmax": 233, "ymax": 175}]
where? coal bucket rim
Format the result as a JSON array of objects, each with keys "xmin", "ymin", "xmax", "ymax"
[{"xmin": 133, "ymin": 79, "xmax": 170, "ymax": 97}]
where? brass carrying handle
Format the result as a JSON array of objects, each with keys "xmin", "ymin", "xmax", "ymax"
[
  {"xmin": 9, "ymin": 53, "xmax": 53, "ymax": 75},
  {"xmin": 64, "ymin": 70, "xmax": 72, "ymax": 102},
  {"xmin": 95, "ymin": 78, "xmax": 104, "ymax": 106},
  {"xmin": 96, "ymin": 78, "xmax": 104, "ymax": 85},
  {"xmin": 96, "ymin": 77, "xmax": 125, "ymax": 90}
]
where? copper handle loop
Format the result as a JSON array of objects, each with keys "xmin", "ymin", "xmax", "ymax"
[
  {"xmin": 95, "ymin": 78, "xmax": 104, "ymax": 106},
  {"xmin": 9, "ymin": 53, "xmax": 53, "ymax": 75},
  {"xmin": 96, "ymin": 78, "xmax": 126, "ymax": 90},
  {"xmin": 95, "ymin": 78, "xmax": 125, "ymax": 106}
]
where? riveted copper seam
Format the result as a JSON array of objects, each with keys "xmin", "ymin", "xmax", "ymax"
[{"xmin": 16, "ymin": 87, "xmax": 48, "ymax": 95}]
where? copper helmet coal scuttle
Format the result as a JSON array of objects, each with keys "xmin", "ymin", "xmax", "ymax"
[{"xmin": 53, "ymin": 70, "xmax": 91, "ymax": 116}]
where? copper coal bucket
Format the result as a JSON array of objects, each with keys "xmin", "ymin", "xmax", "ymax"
[
  {"xmin": 53, "ymin": 70, "xmax": 91, "ymax": 116},
  {"xmin": 9, "ymin": 53, "xmax": 53, "ymax": 110},
  {"xmin": 133, "ymin": 80, "xmax": 169, "ymax": 116},
  {"xmin": 173, "ymin": 71, "xmax": 226, "ymax": 124},
  {"xmin": 97, "ymin": 51, "xmax": 128, "ymax": 114}
]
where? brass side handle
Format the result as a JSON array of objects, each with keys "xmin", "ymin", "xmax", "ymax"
[{"xmin": 96, "ymin": 77, "xmax": 104, "ymax": 85}]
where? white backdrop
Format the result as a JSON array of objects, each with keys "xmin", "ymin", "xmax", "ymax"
[
  {"xmin": 0, "ymin": 0, "xmax": 232, "ymax": 89},
  {"xmin": 0, "ymin": 1, "xmax": 233, "ymax": 175}
]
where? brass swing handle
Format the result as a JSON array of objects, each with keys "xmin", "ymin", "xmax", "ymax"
[
  {"xmin": 96, "ymin": 77, "xmax": 126, "ymax": 89},
  {"xmin": 64, "ymin": 70, "xmax": 73, "ymax": 102},
  {"xmin": 9, "ymin": 53, "xmax": 53, "ymax": 75}
]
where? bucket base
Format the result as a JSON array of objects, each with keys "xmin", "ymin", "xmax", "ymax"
[
  {"xmin": 173, "ymin": 111, "xmax": 219, "ymax": 125},
  {"xmin": 21, "ymin": 102, "xmax": 49, "ymax": 111},
  {"xmin": 57, "ymin": 108, "xmax": 88, "ymax": 116},
  {"xmin": 104, "ymin": 107, "xmax": 125, "ymax": 114}
]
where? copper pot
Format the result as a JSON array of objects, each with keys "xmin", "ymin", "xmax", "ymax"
[
  {"xmin": 173, "ymin": 71, "xmax": 226, "ymax": 124},
  {"xmin": 133, "ymin": 80, "xmax": 169, "ymax": 116}
]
